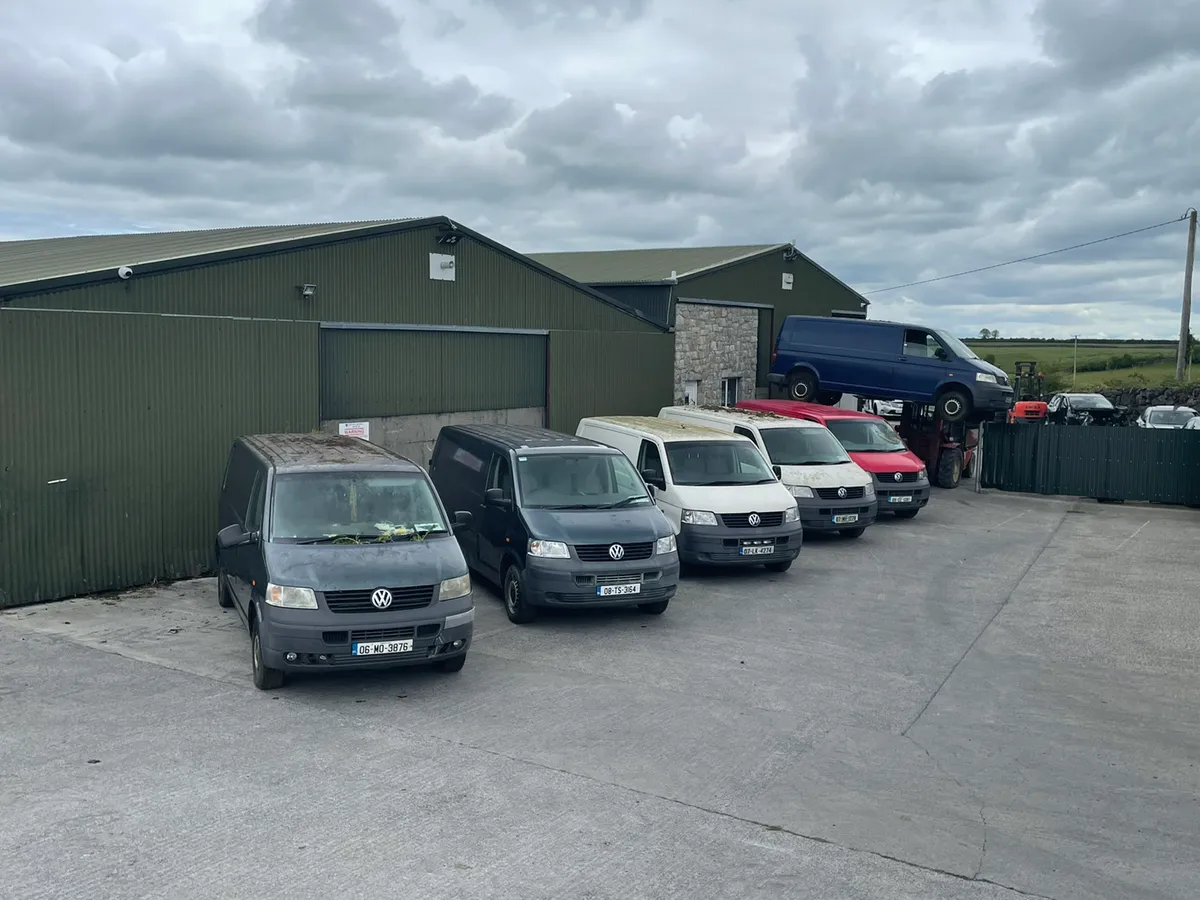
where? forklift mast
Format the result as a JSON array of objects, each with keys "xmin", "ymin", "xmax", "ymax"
[
  {"xmin": 897, "ymin": 402, "xmax": 978, "ymax": 489},
  {"xmin": 1012, "ymin": 360, "xmax": 1045, "ymax": 402}
]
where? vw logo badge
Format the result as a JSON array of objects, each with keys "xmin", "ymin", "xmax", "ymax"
[
  {"xmin": 837, "ymin": 486, "xmax": 847, "ymax": 499},
  {"xmin": 894, "ymin": 472, "xmax": 903, "ymax": 482},
  {"xmin": 608, "ymin": 544, "xmax": 625, "ymax": 560},
  {"xmin": 371, "ymin": 588, "xmax": 393, "ymax": 609},
  {"xmin": 748, "ymin": 513, "xmax": 761, "ymax": 527}
]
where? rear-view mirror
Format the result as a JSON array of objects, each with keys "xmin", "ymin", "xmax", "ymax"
[
  {"xmin": 772, "ymin": 465, "xmax": 783, "ymax": 480},
  {"xmin": 641, "ymin": 469, "xmax": 665, "ymax": 490},
  {"xmin": 217, "ymin": 523, "xmax": 255, "ymax": 549},
  {"xmin": 452, "ymin": 510, "xmax": 473, "ymax": 528},
  {"xmin": 484, "ymin": 488, "xmax": 512, "ymax": 507}
]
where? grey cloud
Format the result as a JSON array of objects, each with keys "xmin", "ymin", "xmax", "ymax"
[
  {"xmin": 252, "ymin": 0, "xmax": 401, "ymax": 62},
  {"xmin": 474, "ymin": 0, "xmax": 649, "ymax": 29},
  {"xmin": 508, "ymin": 93, "xmax": 750, "ymax": 197}
]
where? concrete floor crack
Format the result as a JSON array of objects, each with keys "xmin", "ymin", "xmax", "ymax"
[{"xmin": 974, "ymin": 803, "xmax": 990, "ymax": 881}]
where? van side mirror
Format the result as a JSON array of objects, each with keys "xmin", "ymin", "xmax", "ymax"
[
  {"xmin": 641, "ymin": 468, "xmax": 665, "ymax": 490},
  {"xmin": 772, "ymin": 465, "xmax": 783, "ymax": 480},
  {"xmin": 217, "ymin": 523, "xmax": 256, "ymax": 549},
  {"xmin": 452, "ymin": 510, "xmax": 473, "ymax": 528},
  {"xmin": 484, "ymin": 488, "xmax": 512, "ymax": 508}
]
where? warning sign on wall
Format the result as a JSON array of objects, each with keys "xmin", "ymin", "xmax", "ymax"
[{"xmin": 338, "ymin": 421, "xmax": 370, "ymax": 441}]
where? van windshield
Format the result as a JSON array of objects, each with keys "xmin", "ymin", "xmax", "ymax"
[
  {"xmin": 935, "ymin": 330, "xmax": 978, "ymax": 360},
  {"xmin": 760, "ymin": 426, "xmax": 851, "ymax": 465},
  {"xmin": 664, "ymin": 440, "xmax": 776, "ymax": 487},
  {"xmin": 825, "ymin": 419, "xmax": 908, "ymax": 453},
  {"xmin": 270, "ymin": 472, "xmax": 448, "ymax": 543},
  {"xmin": 516, "ymin": 452, "xmax": 652, "ymax": 510}
]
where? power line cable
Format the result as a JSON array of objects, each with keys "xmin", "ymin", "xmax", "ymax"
[{"xmin": 863, "ymin": 213, "xmax": 1190, "ymax": 295}]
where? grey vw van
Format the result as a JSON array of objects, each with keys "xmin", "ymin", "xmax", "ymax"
[
  {"xmin": 215, "ymin": 433, "xmax": 475, "ymax": 690},
  {"xmin": 429, "ymin": 425, "xmax": 680, "ymax": 624}
]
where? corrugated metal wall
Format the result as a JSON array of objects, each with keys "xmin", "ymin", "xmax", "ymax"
[
  {"xmin": 756, "ymin": 308, "xmax": 775, "ymax": 388},
  {"xmin": 8, "ymin": 224, "xmax": 660, "ymax": 334},
  {"xmin": 682, "ymin": 253, "xmax": 865, "ymax": 324},
  {"xmin": 587, "ymin": 284, "xmax": 674, "ymax": 329},
  {"xmin": 547, "ymin": 330, "xmax": 676, "ymax": 433},
  {"xmin": 320, "ymin": 327, "xmax": 547, "ymax": 419},
  {"xmin": 981, "ymin": 424, "xmax": 1200, "ymax": 504},
  {"xmin": 0, "ymin": 309, "xmax": 318, "ymax": 608}
]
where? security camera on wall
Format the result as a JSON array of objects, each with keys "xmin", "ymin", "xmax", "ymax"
[{"xmin": 117, "ymin": 265, "xmax": 134, "ymax": 280}]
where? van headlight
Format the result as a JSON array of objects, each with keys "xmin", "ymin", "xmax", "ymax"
[
  {"xmin": 976, "ymin": 373, "xmax": 997, "ymax": 384},
  {"xmin": 784, "ymin": 505, "xmax": 800, "ymax": 523},
  {"xmin": 789, "ymin": 484, "xmax": 814, "ymax": 498},
  {"xmin": 681, "ymin": 510, "xmax": 718, "ymax": 526},
  {"xmin": 655, "ymin": 534, "xmax": 677, "ymax": 555},
  {"xmin": 864, "ymin": 482, "xmax": 876, "ymax": 499},
  {"xmin": 265, "ymin": 583, "xmax": 318, "ymax": 609},
  {"xmin": 439, "ymin": 573, "xmax": 471, "ymax": 600},
  {"xmin": 528, "ymin": 539, "xmax": 570, "ymax": 559},
  {"xmin": 916, "ymin": 468, "xmax": 929, "ymax": 483}
]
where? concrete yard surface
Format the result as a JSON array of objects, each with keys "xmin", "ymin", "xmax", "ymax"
[{"xmin": 2, "ymin": 490, "xmax": 1198, "ymax": 899}]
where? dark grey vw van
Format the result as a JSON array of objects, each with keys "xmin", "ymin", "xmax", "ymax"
[
  {"xmin": 428, "ymin": 425, "xmax": 680, "ymax": 624},
  {"xmin": 215, "ymin": 433, "xmax": 475, "ymax": 690}
]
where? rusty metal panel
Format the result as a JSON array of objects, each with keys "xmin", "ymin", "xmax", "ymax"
[
  {"xmin": 0, "ymin": 308, "xmax": 319, "ymax": 607},
  {"xmin": 320, "ymin": 327, "xmax": 547, "ymax": 420},
  {"xmin": 8, "ymin": 224, "xmax": 661, "ymax": 334},
  {"xmin": 547, "ymin": 330, "xmax": 676, "ymax": 433}
]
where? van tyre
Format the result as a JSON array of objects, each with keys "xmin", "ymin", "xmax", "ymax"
[
  {"xmin": 638, "ymin": 599, "xmax": 670, "ymax": 615},
  {"xmin": 437, "ymin": 653, "xmax": 467, "ymax": 673},
  {"xmin": 935, "ymin": 390, "xmax": 970, "ymax": 423},
  {"xmin": 216, "ymin": 567, "xmax": 234, "ymax": 608},
  {"xmin": 840, "ymin": 527, "xmax": 866, "ymax": 538},
  {"xmin": 894, "ymin": 509, "xmax": 920, "ymax": 519},
  {"xmin": 503, "ymin": 564, "xmax": 537, "ymax": 624},
  {"xmin": 936, "ymin": 448, "xmax": 964, "ymax": 489},
  {"xmin": 765, "ymin": 559, "xmax": 793, "ymax": 573},
  {"xmin": 251, "ymin": 621, "xmax": 284, "ymax": 691},
  {"xmin": 786, "ymin": 371, "xmax": 818, "ymax": 402}
]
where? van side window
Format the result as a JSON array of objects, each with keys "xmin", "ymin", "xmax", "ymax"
[
  {"xmin": 245, "ymin": 469, "xmax": 266, "ymax": 533},
  {"xmin": 733, "ymin": 425, "xmax": 759, "ymax": 447},
  {"xmin": 223, "ymin": 444, "xmax": 257, "ymax": 523},
  {"xmin": 637, "ymin": 440, "xmax": 665, "ymax": 481},
  {"xmin": 487, "ymin": 453, "xmax": 513, "ymax": 499},
  {"xmin": 903, "ymin": 329, "xmax": 948, "ymax": 361}
]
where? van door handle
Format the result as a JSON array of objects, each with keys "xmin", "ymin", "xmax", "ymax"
[{"xmin": 898, "ymin": 356, "xmax": 907, "ymax": 361}]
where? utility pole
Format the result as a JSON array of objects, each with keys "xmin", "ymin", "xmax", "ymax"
[
  {"xmin": 1175, "ymin": 208, "xmax": 1197, "ymax": 381},
  {"xmin": 1072, "ymin": 334, "xmax": 1080, "ymax": 386}
]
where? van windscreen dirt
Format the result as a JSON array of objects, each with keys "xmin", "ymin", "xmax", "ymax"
[
  {"xmin": 664, "ymin": 441, "xmax": 776, "ymax": 486},
  {"xmin": 760, "ymin": 427, "xmax": 851, "ymax": 465},
  {"xmin": 825, "ymin": 419, "xmax": 908, "ymax": 453},
  {"xmin": 270, "ymin": 472, "xmax": 449, "ymax": 543}
]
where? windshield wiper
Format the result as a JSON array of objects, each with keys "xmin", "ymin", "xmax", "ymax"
[
  {"xmin": 292, "ymin": 533, "xmax": 379, "ymax": 545},
  {"xmin": 542, "ymin": 504, "xmax": 596, "ymax": 510},
  {"xmin": 597, "ymin": 496, "xmax": 650, "ymax": 509}
]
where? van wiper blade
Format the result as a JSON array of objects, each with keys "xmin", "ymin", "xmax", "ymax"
[
  {"xmin": 543, "ymin": 504, "xmax": 595, "ymax": 510},
  {"xmin": 292, "ymin": 534, "xmax": 379, "ymax": 544},
  {"xmin": 596, "ymin": 496, "xmax": 650, "ymax": 509}
]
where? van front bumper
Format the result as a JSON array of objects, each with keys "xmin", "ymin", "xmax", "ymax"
[
  {"xmin": 677, "ymin": 520, "xmax": 803, "ymax": 566},
  {"xmin": 875, "ymin": 480, "xmax": 931, "ymax": 512},
  {"xmin": 972, "ymin": 384, "xmax": 1015, "ymax": 414},
  {"xmin": 257, "ymin": 595, "xmax": 474, "ymax": 671},
  {"xmin": 523, "ymin": 554, "xmax": 680, "ymax": 608},
  {"xmin": 767, "ymin": 373, "xmax": 786, "ymax": 385},
  {"xmin": 794, "ymin": 496, "xmax": 878, "ymax": 531}
]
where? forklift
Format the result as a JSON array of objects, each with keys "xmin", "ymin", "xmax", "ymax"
[
  {"xmin": 1007, "ymin": 360, "xmax": 1048, "ymax": 424},
  {"xmin": 897, "ymin": 402, "xmax": 980, "ymax": 489}
]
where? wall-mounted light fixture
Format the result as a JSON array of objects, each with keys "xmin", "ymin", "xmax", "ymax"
[
  {"xmin": 436, "ymin": 222, "xmax": 461, "ymax": 245},
  {"xmin": 298, "ymin": 283, "xmax": 317, "ymax": 299},
  {"xmin": 783, "ymin": 243, "xmax": 801, "ymax": 262}
]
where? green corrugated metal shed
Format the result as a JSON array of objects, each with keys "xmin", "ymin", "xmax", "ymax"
[{"xmin": 528, "ymin": 244, "xmax": 786, "ymax": 285}]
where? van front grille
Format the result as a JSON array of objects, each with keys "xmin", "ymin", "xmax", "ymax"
[
  {"xmin": 575, "ymin": 542, "xmax": 654, "ymax": 562},
  {"xmin": 814, "ymin": 486, "xmax": 865, "ymax": 500},
  {"xmin": 720, "ymin": 512, "xmax": 784, "ymax": 528},
  {"xmin": 323, "ymin": 585, "xmax": 436, "ymax": 613},
  {"xmin": 876, "ymin": 472, "xmax": 919, "ymax": 483}
]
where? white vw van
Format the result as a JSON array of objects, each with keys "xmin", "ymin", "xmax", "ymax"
[
  {"xmin": 658, "ymin": 406, "xmax": 877, "ymax": 538},
  {"xmin": 575, "ymin": 416, "xmax": 803, "ymax": 572}
]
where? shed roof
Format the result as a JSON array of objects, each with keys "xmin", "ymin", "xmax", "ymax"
[{"xmin": 528, "ymin": 244, "xmax": 788, "ymax": 285}]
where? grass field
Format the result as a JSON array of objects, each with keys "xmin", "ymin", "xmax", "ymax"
[{"xmin": 963, "ymin": 339, "xmax": 1193, "ymax": 389}]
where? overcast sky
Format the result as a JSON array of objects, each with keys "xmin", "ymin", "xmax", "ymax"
[{"xmin": 1, "ymin": 0, "xmax": 1196, "ymax": 339}]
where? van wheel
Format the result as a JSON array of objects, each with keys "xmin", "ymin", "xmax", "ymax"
[
  {"xmin": 935, "ymin": 390, "xmax": 970, "ymax": 423},
  {"xmin": 936, "ymin": 448, "xmax": 964, "ymax": 489},
  {"xmin": 786, "ymin": 371, "xmax": 818, "ymax": 402},
  {"xmin": 817, "ymin": 391, "xmax": 843, "ymax": 406},
  {"xmin": 251, "ymin": 622, "xmax": 285, "ymax": 691},
  {"xmin": 638, "ymin": 599, "xmax": 670, "ymax": 615},
  {"xmin": 840, "ymin": 527, "xmax": 866, "ymax": 538},
  {"xmin": 437, "ymin": 653, "xmax": 467, "ymax": 673},
  {"xmin": 503, "ymin": 565, "xmax": 537, "ymax": 624},
  {"xmin": 894, "ymin": 509, "xmax": 920, "ymax": 519},
  {"xmin": 216, "ymin": 567, "xmax": 234, "ymax": 608},
  {"xmin": 765, "ymin": 559, "xmax": 793, "ymax": 573}
]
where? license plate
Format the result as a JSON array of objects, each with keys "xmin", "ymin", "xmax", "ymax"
[
  {"xmin": 832, "ymin": 514, "xmax": 859, "ymax": 524},
  {"xmin": 597, "ymin": 583, "xmax": 641, "ymax": 596},
  {"xmin": 740, "ymin": 545, "xmax": 775, "ymax": 556},
  {"xmin": 352, "ymin": 639, "xmax": 414, "ymax": 656},
  {"xmin": 888, "ymin": 495, "xmax": 914, "ymax": 503}
]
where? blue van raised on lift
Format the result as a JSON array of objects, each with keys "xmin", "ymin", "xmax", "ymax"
[{"xmin": 768, "ymin": 316, "xmax": 1014, "ymax": 423}]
